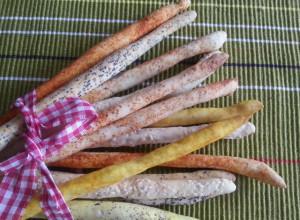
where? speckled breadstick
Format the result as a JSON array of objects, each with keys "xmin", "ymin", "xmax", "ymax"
[
  {"xmin": 50, "ymin": 170, "xmax": 236, "ymax": 186},
  {"xmin": 0, "ymin": 0, "xmax": 191, "ymax": 126},
  {"xmin": 115, "ymin": 177, "xmax": 235, "ymax": 204},
  {"xmin": 47, "ymin": 171, "xmax": 236, "ymax": 204},
  {"xmin": 50, "ymin": 151, "xmax": 286, "ymax": 188},
  {"xmin": 0, "ymin": 11, "xmax": 197, "ymax": 151},
  {"xmin": 46, "ymin": 79, "xmax": 238, "ymax": 163},
  {"xmin": 94, "ymin": 51, "xmax": 228, "ymax": 128},
  {"xmin": 83, "ymin": 31, "xmax": 227, "ymax": 103},
  {"xmin": 89, "ymin": 122, "xmax": 255, "ymax": 148},
  {"xmin": 35, "ymin": 200, "xmax": 198, "ymax": 220},
  {"xmin": 92, "ymin": 52, "xmax": 225, "ymax": 113},
  {"xmin": 93, "ymin": 96, "xmax": 128, "ymax": 112},
  {"xmin": 93, "ymin": 78, "xmax": 203, "ymax": 113}
]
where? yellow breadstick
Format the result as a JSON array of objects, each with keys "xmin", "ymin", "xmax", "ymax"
[
  {"xmin": 152, "ymin": 100, "xmax": 263, "ymax": 127},
  {"xmin": 23, "ymin": 116, "xmax": 248, "ymax": 219}
]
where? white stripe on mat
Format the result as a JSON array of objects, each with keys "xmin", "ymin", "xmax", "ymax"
[
  {"xmin": 0, "ymin": 76, "xmax": 48, "ymax": 82},
  {"xmin": 170, "ymin": 35, "xmax": 300, "ymax": 45},
  {"xmin": 63, "ymin": 0, "xmax": 300, "ymax": 12},
  {"xmin": 240, "ymin": 85, "xmax": 300, "ymax": 92},
  {"xmin": 1, "ymin": 76, "xmax": 299, "ymax": 92},
  {"xmin": 1, "ymin": 16, "xmax": 299, "ymax": 32},
  {"xmin": 0, "ymin": 30, "xmax": 298, "ymax": 45},
  {"xmin": 0, "ymin": 16, "xmax": 133, "ymax": 24},
  {"xmin": 0, "ymin": 30, "xmax": 110, "ymax": 37}
]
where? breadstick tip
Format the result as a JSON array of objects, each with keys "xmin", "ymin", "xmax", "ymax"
[
  {"xmin": 186, "ymin": 10, "xmax": 197, "ymax": 20},
  {"xmin": 205, "ymin": 51, "xmax": 229, "ymax": 65},
  {"xmin": 210, "ymin": 31, "xmax": 228, "ymax": 49},
  {"xmin": 179, "ymin": 0, "xmax": 191, "ymax": 9}
]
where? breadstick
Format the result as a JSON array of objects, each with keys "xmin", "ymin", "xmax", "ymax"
[
  {"xmin": 50, "ymin": 170, "xmax": 236, "ymax": 185},
  {"xmin": 46, "ymin": 79, "xmax": 238, "ymax": 163},
  {"xmin": 83, "ymin": 31, "xmax": 227, "ymax": 103},
  {"xmin": 153, "ymin": 100, "xmax": 264, "ymax": 127},
  {"xmin": 50, "ymin": 152, "xmax": 286, "ymax": 188},
  {"xmin": 0, "ymin": 11, "xmax": 197, "ymax": 151},
  {"xmin": 88, "ymin": 122, "xmax": 255, "ymax": 147},
  {"xmin": 94, "ymin": 51, "xmax": 228, "ymax": 127},
  {"xmin": 23, "ymin": 116, "xmax": 248, "ymax": 219},
  {"xmin": 35, "ymin": 200, "xmax": 197, "ymax": 220},
  {"xmin": 0, "ymin": 0, "xmax": 191, "ymax": 125},
  {"xmin": 46, "ymin": 171, "xmax": 236, "ymax": 205},
  {"xmin": 93, "ymin": 49, "xmax": 228, "ymax": 113}
]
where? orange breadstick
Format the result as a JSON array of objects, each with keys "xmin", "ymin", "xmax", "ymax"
[
  {"xmin": 50, "ymin": 152, "xmax": 286, "ymax": 188},
  {"xmin": 0, "ymin": 0, "xmax": 190, "ymax": 125}
]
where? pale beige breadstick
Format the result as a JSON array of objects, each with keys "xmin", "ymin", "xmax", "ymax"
[
  {"xmin": 0, "ymin": 11, "xmax": 197, "ymax": 151},
  {"xmin": 93, "ymin": 78, "xmax": 203, "ymax": 113},
  {"xmin": 35, "ymin": 200, "xmax": 197, "ymax": 220},
  {"xmin": 94, "ymin": 96, "xmax": 129, "ymax": 112},
  {"xmin": 90, "ymin": 122, "xmax": 255, "ymax": 147},
  {"xmin": 50, "ymin": 170, "xmax": 236, "ymax": 185},
  {"xmin": 93, "ymin": 51, "xmax": 225, "ymax": 113},
  {"xmin": 170, "ymin": 78, "xmax": 203, "ymax": 96},
  {"xmin": 46, "ymin": 171, "xmax": 236, "ymax": 205},
  {"xmin": 83, "ymin": 31, "xmax": 227, "ymax": 103},
  {"xmin": 94, "ymin": 51, "xmax": 228, "ymax": 127},
  {"xmin": 46, "ymin": 79, "xmax": 238, "ymax": 163}
]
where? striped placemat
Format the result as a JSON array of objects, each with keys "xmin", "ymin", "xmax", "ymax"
[{"xmin": 0, "ymin": 0, "xmax": 299, "ymax": 219}]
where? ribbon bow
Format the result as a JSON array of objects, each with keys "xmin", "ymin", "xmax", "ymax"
[{"xmin": 0, "ymin": 90, "xmax": 97, "ymax": 220}]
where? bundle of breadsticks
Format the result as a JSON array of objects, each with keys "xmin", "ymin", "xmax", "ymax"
[{"xmin": 0, "ymin": 1, "xmax": 285, "ymax": 219}]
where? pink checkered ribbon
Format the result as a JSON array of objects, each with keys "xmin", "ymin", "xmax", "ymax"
[{"xmin": 0, "ymin": 90, "xmax": 97, "ymax": 220}]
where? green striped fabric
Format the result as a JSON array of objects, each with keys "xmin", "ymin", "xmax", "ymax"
[{"xmin": 0, "ymin": 0, "xmax": 299, "ymax": 219}]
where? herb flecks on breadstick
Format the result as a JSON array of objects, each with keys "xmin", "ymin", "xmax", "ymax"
[
  {"xmin": 86, "ymin": 122, "xmax": 255, "ymax": 148},
  {"xmin": 46, "ymin": 79, "xmax": 238, "ymax": 163},
  {"xmin": 94, "ymin": 51, "xmax": 228, "ymax": 128},
  {"xmin": 35, "ymin": 200, "xmax": 197, "ymax": 220},
  {"xmin": 83, "ymin": 31, "xmax": 227, "ymax": 103},
  {"xmin": 47, "ymin": 170, "xmax": 236, "ymax": 206},
  {"xmin": 0, "ymin": 0, "xmax": 191, "ymax": 125},
  {"xmin": 23, "ymin": 116, "xmax": 248, "ymax": 218},
  {"xmin": 0, "ymin": 10, "xmax": 197, "ymax": 151},
  {"xmin": 50, "ymin": 152, "xmax": 286, "ymax": 188}
]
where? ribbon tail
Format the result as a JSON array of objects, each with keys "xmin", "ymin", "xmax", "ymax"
[
  {"xmin": 0, "ymin": 161, "xmax": 37, "ymax": 220},
  {"xmin": 39, "ymin": 162, "xmax": 73, "ymax": 220}
]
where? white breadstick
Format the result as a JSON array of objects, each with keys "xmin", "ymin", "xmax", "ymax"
[{"xmin": 0, "ymin": 11, "xmax": 197, "ymax": 151}]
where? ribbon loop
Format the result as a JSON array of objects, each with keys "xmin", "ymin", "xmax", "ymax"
[{"xmin": 0, "ymin": 90, "xmax": 97, "ymax": 220}]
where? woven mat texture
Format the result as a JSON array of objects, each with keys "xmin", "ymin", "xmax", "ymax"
[{"xmin": 0, "ymin": 0, "xmax": 299, "ymax": 219}]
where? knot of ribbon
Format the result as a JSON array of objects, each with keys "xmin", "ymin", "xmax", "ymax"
[{"xmin": 0, "ymin": 90, "xmax": 97, "ymax": 220}]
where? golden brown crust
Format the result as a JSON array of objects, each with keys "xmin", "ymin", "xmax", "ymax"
[
  {"xmin": 0, "ymin": 0, "xmax": 190, "ymax": 126},
  {"xmin": 50, "ymin": 152, "xmax": 286, "ymax": 188}
]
